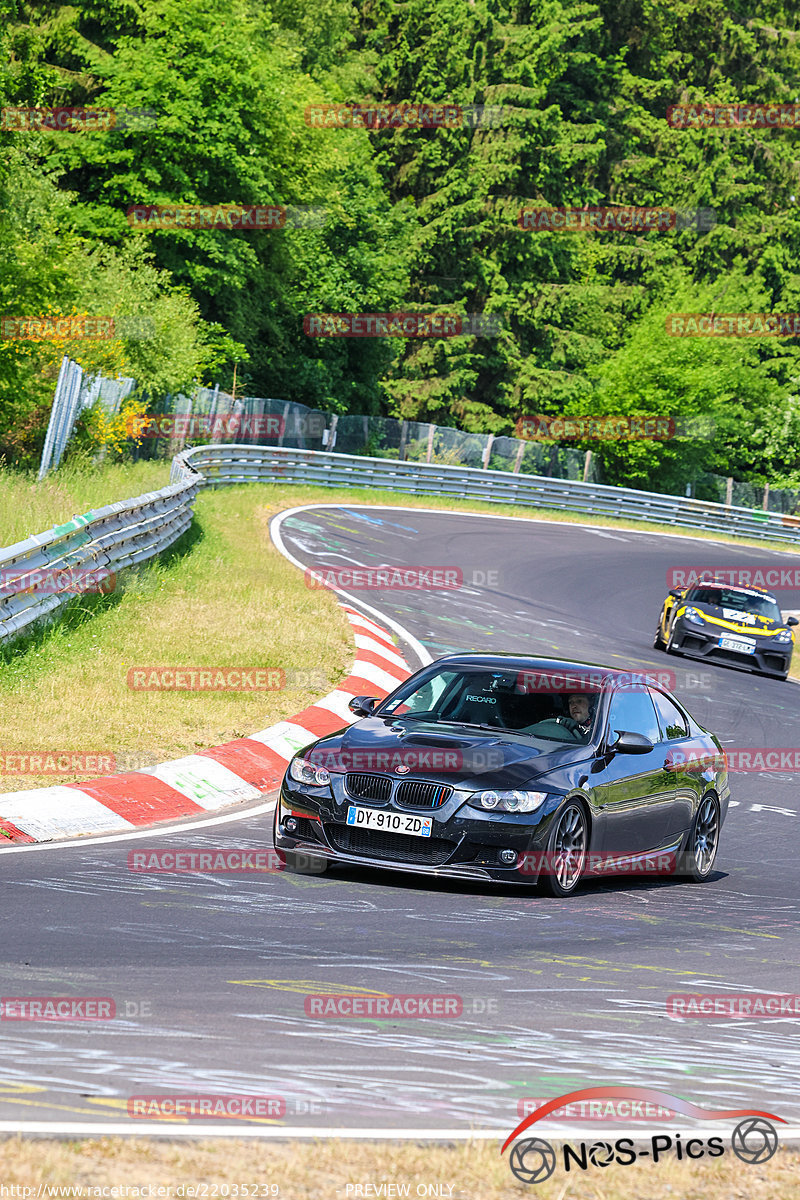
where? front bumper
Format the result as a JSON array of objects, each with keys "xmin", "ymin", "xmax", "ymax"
[
  {"xmin": 275, "ymin": 781, "xmax": 555, "ymax": 885},
  {"xmin": 671, "ymin": 620, "xmax": 791, "ymax": 678}
]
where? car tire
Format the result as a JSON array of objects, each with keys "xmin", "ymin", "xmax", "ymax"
[
  {"xmin": 665, "ymin": 626, "xmax": 681, "ymax": 656},
  {"xmin": 653, "ymin": 618, "xmax": 666, "ymax": 651},
  {"xmin": 272, "ymin": 807, "xmax": 329, "ymax": 875},
  {"xmin": 680, "ymin": 793, "xmax": 720, "ymax": 883},
  {"xmin": 539, "ymin": 800, "xmax": 589, "ymax": 898}
]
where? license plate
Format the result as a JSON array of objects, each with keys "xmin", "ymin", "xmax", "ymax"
[
  {"xmin": 346, "ymin": 806, "xmax": 432, "ymax": 837},
  {"xmin": 719, "ymin": 636, "xmax": 756, "ymax": 654}
]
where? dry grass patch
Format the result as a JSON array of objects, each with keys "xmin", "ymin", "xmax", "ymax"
[{"xmin": 0, "ymin": 1136, "xmax": 797, "ymax": 1199}]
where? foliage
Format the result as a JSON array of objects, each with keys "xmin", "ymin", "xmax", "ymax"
[{"xmin": 2, "ymin": 0, "xmax": 800, "ymax": 488}]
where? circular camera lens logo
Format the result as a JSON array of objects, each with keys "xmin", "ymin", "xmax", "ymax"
[
  {"xmin": 588, "ymin": 1140, "xmax": 614, "ymax": 1167},
  {"xmin": 508, "ymin": 1137, "xmax": 556, "ymax": 1185},
  {"xmin": 731, "ymin": 1117, "xmax": 779, "ymax": 1165}
]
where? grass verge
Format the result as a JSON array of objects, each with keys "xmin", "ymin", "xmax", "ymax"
[
  {"xmin": 0, "ymin": 1136, "xmax": 797, "ymax": 1198},
  {"xmin": 0, "ymin": 484, "xmax": 354, "ymax": 792}
]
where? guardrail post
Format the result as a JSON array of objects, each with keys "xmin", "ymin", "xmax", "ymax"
[
  {"xmin": 763, "ymin": 482, "xmax": 770, "ymax": 511},
  {"xmin": 725, "ymin": 476, "xmax": 733, "ymax": 506},
  {"xmin": 512, "ymin": 441, "xmax": 525, "ymax": 474},
  {"xmin": 426, "ymin": 424, "xmax": 435, "ymax": 463},
  {"xmin": 38, "ymin": 356, "xmax": 70, "ymax": 480},
  {"xmin": 481, "ymin": 434, "xmax": 494, "ymax": 469},
  {"xmin": 582, "ymin": 450, "xmax": 593, "ymax": 483}
]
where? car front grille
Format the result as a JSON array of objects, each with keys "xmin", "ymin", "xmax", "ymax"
[
  {"xmin": 327, "ymin": 825, "xmax": 455, "ymax": 865},
  {"xmin": 345, "ymin": 773, "xmax": 392, "ymax": 802},
  {"xmin": 395, "ymin": 780, "xmax": 453, "ymax": 809}
]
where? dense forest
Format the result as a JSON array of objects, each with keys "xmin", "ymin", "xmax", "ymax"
[{"xmin": 2, "ymin": 0, "xmax": 800, "ymax": 493}]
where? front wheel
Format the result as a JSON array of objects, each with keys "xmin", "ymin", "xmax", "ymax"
[
  {"xmin": 665, "ymin": 625, "xmax": 681, "ymax": 656},
  {"xmin": 681, "ymin": 793, "xmax": 720, "ymax": 883},
  {"xmin": 539, "ymin": 801, "xmax": 589, "ymax": 897},
  {"xmin": 653, "ymin": 614, "xmax": 666, "ymax": 650}
]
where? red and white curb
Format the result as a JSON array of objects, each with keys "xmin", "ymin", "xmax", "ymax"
[{"xmin": 0, "ymin": 606, "xmax": 413, "ymax": 846}]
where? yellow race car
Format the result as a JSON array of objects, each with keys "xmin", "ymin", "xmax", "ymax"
[{"xmin": 654, "ymin": 582, "xmax": 797, "ymax": 680}]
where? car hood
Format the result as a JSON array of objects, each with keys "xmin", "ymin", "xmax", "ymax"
[
  {"xmin": 305, "ymin": 716, "xmax": 594, "ymax": 791},
  {"xmin": 688, "ymin": 601, "xmax": 783, "ymax": 633}
]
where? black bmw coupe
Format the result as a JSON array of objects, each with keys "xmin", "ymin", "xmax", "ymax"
[{"xmin": 274, "ymin": 655, "xmax": 729, "ymax": 896}]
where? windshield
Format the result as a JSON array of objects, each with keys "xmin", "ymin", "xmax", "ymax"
[
  {"xmin": 379, "ymin": 666, "xmax": 603, "ymax": 743},
  {"xmin": 687, "ymin": 586, "xmax": 782, "ymax": 622}
]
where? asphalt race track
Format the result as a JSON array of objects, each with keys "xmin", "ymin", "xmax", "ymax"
[{"xmin": 2, "ymin": 504, "xmax": 800, "ymax": 1134}]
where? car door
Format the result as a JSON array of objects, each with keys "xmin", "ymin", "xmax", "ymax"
[
  {"xmin": 593, "ymin": 685, "xmax": 676, "ymax": 853},
  {"xmin": 649, "ymin": 687, "xmax": 699, "ymax": 839}
]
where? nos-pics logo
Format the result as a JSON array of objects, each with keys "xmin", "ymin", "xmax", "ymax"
[{"xmin": 502, "ymin": 1087, "xmax": 783, "ymax": 1185}]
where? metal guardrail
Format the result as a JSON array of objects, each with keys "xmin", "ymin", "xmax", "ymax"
[
  {"xmin": 0, "ymin": 467, "xmax": 200, "ymax": 644},
  {"xmin": 38, "ymin": 356, "xmax": 135, "ymax": 480},
  {"xmin": 175, "ymin": 443, "xmax": 800, "ymax": 546},
  {"xmin": 3, "ymin": 441, "xmax": 798, "ymax": 647}
]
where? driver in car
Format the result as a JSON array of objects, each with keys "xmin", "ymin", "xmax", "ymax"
[{"xmin": 550, "ymin": 692, "xmax": 595, "ymax": 741}]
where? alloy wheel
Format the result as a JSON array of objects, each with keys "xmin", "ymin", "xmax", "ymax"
[
  {"xmin": 552, "ymin": 803, "xmax": 587, "ymax": 892},
  {"xmin": 693, "ymin": 795, "xmax": 720, "ymax": 877}
]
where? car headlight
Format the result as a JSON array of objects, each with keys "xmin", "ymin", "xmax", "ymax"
[
  {"xmin": 774, "ymin": 628, "xmax": 793, "ymax": 643},
  {"xmin": 468, "ymin": 789, "xmax": 548, "ymax": 813},
  {"xmin": 288, "ymin": 756, "xmax": 331, "ymax": 787},
  {"xmin": 683, "ymin": 607, "xmax": 705, "ymax": 625}
]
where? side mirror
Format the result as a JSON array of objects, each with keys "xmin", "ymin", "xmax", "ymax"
[
  {"xmin": 668, "ymin": 588, "xmax": 683, "ymax": 599},
  {"xmin": 348, "ymin": 695, "xmax": 378, "ymax": 717},
  {"xmin": 786, "ymin": 616, "xmax": 799, "ymax": 627},
  {"xmin": 610, "ymin": 731, "xmax": 654, "ymax": 755}
]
